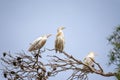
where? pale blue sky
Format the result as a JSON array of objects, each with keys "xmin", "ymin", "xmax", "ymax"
[{"xmin": 0, "ymin": 0, "xmax": 120, "ymax": 80}]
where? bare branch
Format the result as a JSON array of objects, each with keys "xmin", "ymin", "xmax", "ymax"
[
  {"xmin": 0, "ymin": 49, "xmax": 116, "ymax": 80},
  {"xmin": 46, "ymin": 50, "xmax": 116, "ymax": 80}
]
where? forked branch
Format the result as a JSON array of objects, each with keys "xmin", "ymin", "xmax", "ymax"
[{"xmin": 0, "ymin": 49, "xmax": 116, "ymax": 80}]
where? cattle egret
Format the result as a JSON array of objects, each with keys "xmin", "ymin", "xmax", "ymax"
[
  {"xmin": 28, "ymin": 34, "xmax": 52, "ymax": 52},
  {"xmin": 83, "ymin": 52, "xmax": 96, "ymax": 69},
  {"xmin": 55, "ymin": 26, "xmax": 65, "ymax": 53}
]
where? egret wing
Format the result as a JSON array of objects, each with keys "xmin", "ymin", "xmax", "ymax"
[{"xmin": 28, "ymin": 37, "xmax": 42, "ymax": 51}]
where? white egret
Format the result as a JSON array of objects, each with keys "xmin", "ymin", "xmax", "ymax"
[
  {"xmin": 83, "ymin": 52, "xmax": 96, "ymax": 69},
  {"xmin": 28, "ymin": 34, "xmax": 52, "ymax": 52},
  {"xmin": 55, "ymin": 26, "xmax": 65, "ymax": 53}
]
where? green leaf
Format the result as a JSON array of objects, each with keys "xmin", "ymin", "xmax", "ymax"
[{"xmin": 115, "ymin": 72, "xmax": 120, "ymax": 80}]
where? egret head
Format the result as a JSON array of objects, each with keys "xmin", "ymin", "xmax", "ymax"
[
  {"xmin": 57, "ymin": 26, "xmax": 65, "ymax": 31},
  {"xmin": 87, "ymin": 52, "xmax": 96, "ymax": 58}
]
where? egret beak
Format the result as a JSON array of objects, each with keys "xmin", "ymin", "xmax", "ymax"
[
  {"xmin": 47, "ymin": 34, "xmax": 52, "ymax": 38},
  {"xmin": 62, "ymin": 27, "xmax": 65, "ymax": 30}
]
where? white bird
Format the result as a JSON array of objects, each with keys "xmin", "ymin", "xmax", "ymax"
[
  {"xmin": 28, "ymin": 34, "xmax": 52, "ymax": 52},
  {"xmin": 83, "ymin": 52, "xmax": 96, "ymax": 69},
  {"xmin": 55, "ymin": 26, "xmax": 65, "ymax": 53}
]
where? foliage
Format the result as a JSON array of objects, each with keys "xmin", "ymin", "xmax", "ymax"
[{"xmin": 107, "ymin": 25, "xmax": 120, "ymax": 80}]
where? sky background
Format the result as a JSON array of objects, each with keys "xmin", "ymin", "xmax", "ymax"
[{"xmin": 0, "ymin": 0, "xmax": 120, "ymax": 80}]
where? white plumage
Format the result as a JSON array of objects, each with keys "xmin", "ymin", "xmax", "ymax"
[
  {"xmin": 28, "ymin": 34, "xmax": 51, "ymax": 52},
  {"xmin": 83, "ymin": 52, "xmax": 95, "ymax": 69},
  {"xmin": 55, "ymin": 26, "xmax": 65, "ymax": 53}
]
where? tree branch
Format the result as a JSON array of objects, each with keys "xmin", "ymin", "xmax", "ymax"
[{"xmin": 0, "ymin": 49, "xmax": 116, "ymax": 80}]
